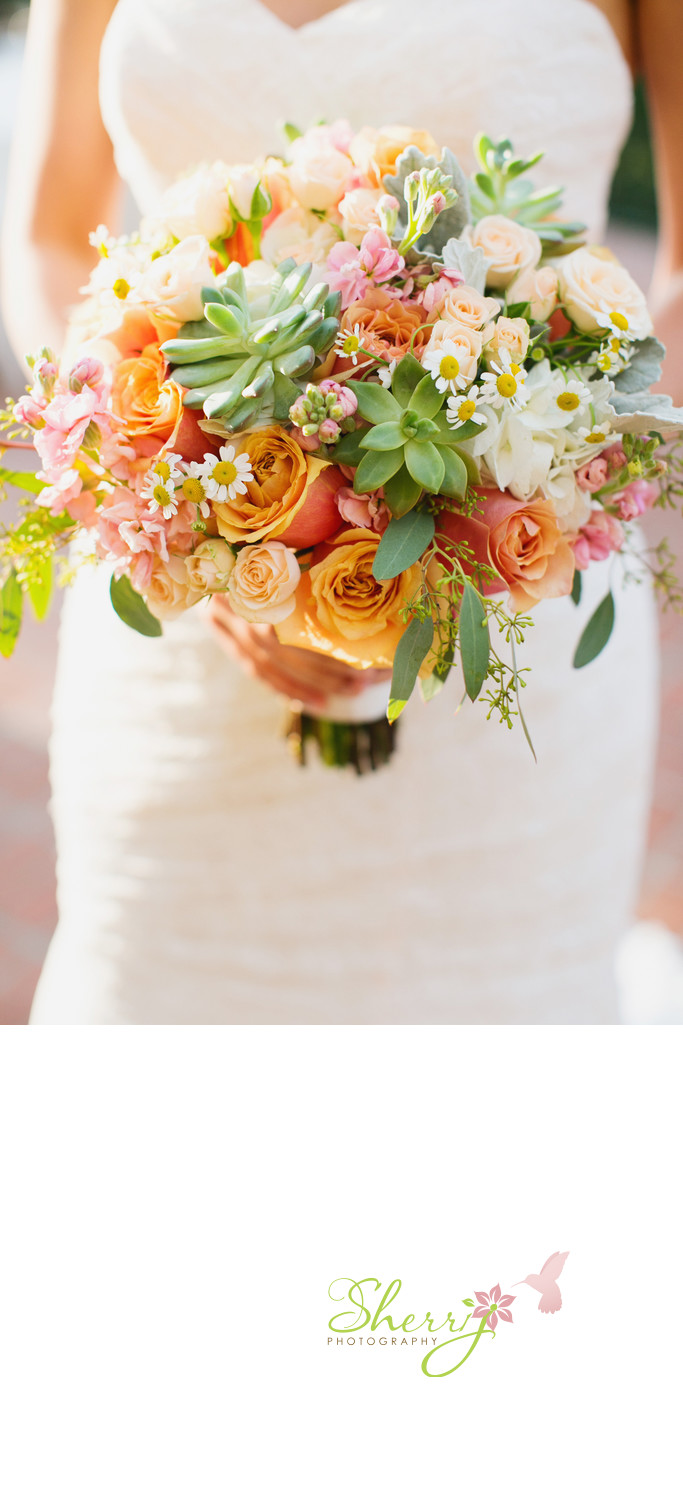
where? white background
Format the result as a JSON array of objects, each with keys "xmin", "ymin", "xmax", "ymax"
[{"xmin": 0, "ymin": 1027, "xmax": 680, "ymax": 1489}]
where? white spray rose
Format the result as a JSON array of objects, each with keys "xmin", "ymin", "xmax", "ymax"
[
  {"xmin": 138, "ymin": 235, "xmax": 215, "ymax": 322},
  {"xmin": 185, "ymin": 539, "xmax": 236, "ymax": 593},
  {"xmin": 556, "ymin": 247, "xmax": 652, "ymax": 337},
  {"xmin": 150, "ymin": 162, "xmax": 232, "ymax": 243}
]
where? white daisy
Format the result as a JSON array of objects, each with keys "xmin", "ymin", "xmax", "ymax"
[
  {"xmin": 593, "ymin": 305, "xmax": 638, "ymax": 343},
  {"xmin": 143, "ymin": 454, "xmax": 184, "ymax": 519},
  {"xmin": 446, "ymin": 388, "xmax": 487, "ymax": 429},
  {"xmin": 590, "ymin": 340, "xmax": 631, "ymax": 377},
  {"xmin": 200, "ymin": 445, "xmax": 254, "ymax": 503},
  {"xmin": 422, "ymin": 340, "xmax": 470, "ymax": 394},
  {"xmin": 377, "ymin": 359, "xmax": 397, "ymax": 390},
  {"xmin": 181, "ymin": 460, "xmax": 213, "ymax": 518},
  {"xmin": 334, "ymin": 324, "xmax": 366, "ymax": 365},
  {"xmin": 479, "ymin": 348, "xmax": 529, "ymax": 411},
  {"xmin": 553, "ymin": 377, "xmax": 591, "ymax": 416},
  {"xmin": 574, "ymin": 419, "xmax": 613, "ymax": 447}
]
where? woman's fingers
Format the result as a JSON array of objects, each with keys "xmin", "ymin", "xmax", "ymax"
[
  {"xmin": 206, "ymin": 606, "xmax": 329, "ymax": 708},
  {"xmin": 206, "ymin": 596, "xmax": 393, "ymax": 705}
]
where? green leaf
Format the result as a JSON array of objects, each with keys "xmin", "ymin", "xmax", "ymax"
[
  {"xmin": 327, "ymin": 426, "xmax": 368, "ymax": 466},
  {"xmin": 570, "ymin": 569, "xmax": 582, "ymax": 607},
  {"xmin": 438, "ymin": 447, "xmax": 468, "ymax": 499},
  {"xmin": 353, "ymin": 446, "xmax": 405, "ymax": 494},
  {"xmin": 388, "ymin": 613, "xmax": 435, "ymax": 720},
  {"xmin": 391, "ymin": 352, "xmax": 426, "ymax": 408},
  {"xmin": 405, "ymin": 439, "xmax": 445, "ymax": 492},
  {"xmin": 352, "ymin": 381, "xmax": 402, "ymax": 425},
  {"xmin": 573, "ymin": 590, "xmax": 615, "ymax": 668},
  {"xmin": 474, "ymin": 171, "xmax": 497, "ymax": 201},
  {"xmin": 373, "ymin": 508, "xmax": 435, "ymax": 581},
  {"xmin": 272, "ymin": 372, "xmax": 301, "ymax": 421},
  {"xmin": 0, "ymin": 466, "xmax": 46, "ymax": 496},
  {"xmin": 383, "ymin": 466, "xmax": 421, "ymax": 518},
  {"xmin": 408, "ymin": 374, "xmax": 444, "ymax": 420},
  {"xmin": 459, "ymin": 580, "xmax": 490, "ymax": 701},
  {"xmin": 27, "ymin": 554, "xmax": 53, "ymax": 621},
  {"xmin": 0, "ymin": 570, "xmax": 23, "ymax": 657},
  {"xmin": 110, "ymin": 574, "xmax": 162, "ymax": 638},
  {"xmin": 282, "ymin": 121, "xmax": 303, "ymax": 143},
  {"xmin": 420, "ymin": 642, "xmax": 455, "ymax": 701},
  {"xmin": 360, "ymin": 421, "xmax": 407, "ymax": 451},
  {"xmin": 462, "ymin": 1298, "xmax": 474, "ymax": 1308}
]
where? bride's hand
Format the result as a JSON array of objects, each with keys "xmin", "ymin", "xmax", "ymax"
[{"xmin": 206, "ymin": 594, "xmax": 392, "ymax": 710}]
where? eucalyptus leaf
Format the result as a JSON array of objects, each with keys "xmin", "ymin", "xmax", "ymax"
[
  {"xmin": 388, "ymin": 613, "xmax": 435, "ymax": 720},
  {"xmin": 573, "ymin": 591, "xmax": 615, "ymax": 669},
  {"xmin": 0, "ymin": 569, "xmax": 23, "ymax": 658},
  {"xmin": 353, "ymin": 446, "xmax": 405, "ymax": 494},
  {"xmin": 419, "ymin": 641, "xmax": 455, "ymax": 701},
  {"xmin": 27, "ymin": 554, "xmax": 53, "ymax": 622},
  {"xmin": 459, "ymin": 580, "xmax": 490, "ymax": 701},
  {"xmin": 352, "ymin": 380, "xmax": 402, "ymax": 425},
  {"xmin": 570, "ymin": 569, "xmax": 582, "ymax": 607},
  {"xmin": 110, "ymin": 574, "xmax": 162, "ymax": 638},
  {"xmin": 613, "ymin": 336, "xmax": 665, "ymax": 395},
  {"xmin": 372, "ymin": 508, "xmax": 435, "ymax": 581}
]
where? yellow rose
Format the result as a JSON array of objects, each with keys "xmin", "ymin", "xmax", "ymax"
[
  {"xmin": 556, "ymin": 246, "xmax": 653, "ymax": 337},
  {"xmin": 185, "ymin": 538, "xmax": 236, "ymax": 594},
  {"xmin": 463, "ymin": 214, "xmax": 541, "ymax": 289},
  {"xmin": 483, "ymin": 315, "xmax": 530, "ymax": 365},
  {"xmin": 276, "ymin": 529, "xmax": 422, "ymax": 669},
  {"xmin": 213, "ymin": 426, "xmax": 326, "ymax": 544},
  {"xmin": 227, "ymin": 541, "xmax": 301, "ymax": 624}
]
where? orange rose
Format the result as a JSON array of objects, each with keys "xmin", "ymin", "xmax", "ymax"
[
  {"xmin": 350, "ymin": 126, "xmax": 438, "ymax": 186},
  {"xmin": 111, "ymin": 340, "xmax": 183, "ymax": 444},
  {"xmin": 438, "ymin": 489, "xmax": 575, "ymax": 612},
  {"xmin": 276, "ymin": 528, "xmax": 421, "ymax": 668},
  {"xmin": 213, "ymin": 425, "xmax": 326, "ymax": 544},
  {"xmin": 337, "ymin": 288, "xmax": 430, "ymax": 366}
]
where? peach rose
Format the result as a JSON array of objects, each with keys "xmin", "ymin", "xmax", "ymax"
[
  {"xmin": 261, "ymin": 205, "xmax": 341, "ymax": 268},
  {"xmin": 512, "ymin": 264, "xmax": 558, "ymax": 321},
  {"xmin": 462, "ymin": 215, "xmax": 542, "ymax": 289},
  {"xmin": 350, "ymin": 126, "xmax": 438, "ymax": 186},
  {"xmin": 288, "ymin": 129, "xmax": 356, "ymax": 210},
  {"xmin": 439, "ymin": 284, "xmax": 500, "ymax": 331},
  {"xmin": 137, "ymin": 235, "xmax": 215, "ymax": 323},
  {"xmin": 185, "ymin": 538, "xmax": 236, "ymax": 594},
  {"xmin": 556, "ymin": 246, "xmax": 653, "ymax": 337},
  {"xmin": 213, "ymin": 425, "xmax": 326, "ymax": 544},
  {"xmin": 144, "ymin": 555, "xmax": 197, "ymax": 620},
  {"xmin": 227, "ymin": 541, "xmax": 301, "ymax": 624},
  {"xmin": 338, "ymin": 186, "xmax": 387, "ymax": 244},
  {"xmin": 438, "ymin": 488, "xmax": 575, "ymax": 612},
  {"xmin": 111, "ymin": 341, "xmax": 183, "ymax": 444},
  {"xmin": 425, "ymin": 318, "xmax": 483, "ymax": 384},
  {"xmin": 483, "ymin": 315, "xmax": 530, "ymax": 365},
  {"xmin": 337, "ymin": 288, "xmax": 429, "ymax": 365},
  {"xmin": 276, "ymin": 528, "xmax": 421, "ymax": 668},
  {"xmin": 147, "ymin": 164, "xmax": 232, "ymax": 244}
]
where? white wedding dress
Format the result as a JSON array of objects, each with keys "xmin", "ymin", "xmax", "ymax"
[{"xmin": 31, "ymin": 0, "xmax": 658, "ymax": 1024}]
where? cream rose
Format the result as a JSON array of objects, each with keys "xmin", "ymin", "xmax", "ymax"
[
  {"xmin": 288, "ymin": 130, "xmax": 355, "ymax": 210},
  {"xmin": 556, "ymin": 246, "xmax": 653, "ymax": 337},
  {"xmin": 227, "ymin": 164, "xmax": 263, "ymax": 221},
  {"xmin": 439, "ymin": 284, "xmax": 500, "ymax": 330},
  {"xmin": 425, "ymin": 318, "xmax": 483, "ymax": 385},
  {"xmin": 150, "ymin": 163, "xmax": 232, "ymax": 243},
  {"xmin": 512, "ymin": 264, "xmax": 558, "ymax": 321},
  {"xmin": 144, "ymin": 556, "xmax": 196, "ymax": 620},
  {"xmin": 261, "ymin": 206, "xmax": 341, "ymax": 268},
  {"xmin": 463, "ymin": 215, "xmax": 542, "ymax": 289},
  {"xmin": 484, "ymin": 315, "xmax": 530, "ymax": 365},
  {"xmin": 227, "ymin": 542, "xmax": 301, "ymax": 624},
  {"xmin": 338, "ymin": 187, "xmax": 386, "ymax": 245},
  {"xmin": 137, "ymin": 235, "xmax": 215, "ymax": 323},
  {"xmin": 185, "ymin": 539, "xmax": 236, "ymax": 593}
]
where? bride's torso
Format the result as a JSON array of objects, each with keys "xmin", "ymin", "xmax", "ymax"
[{"xmin": 99, "ymin": 0, "xmax": 632, "ymax": 236}]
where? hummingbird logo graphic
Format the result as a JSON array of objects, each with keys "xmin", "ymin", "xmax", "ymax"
[{"xmin": 514, "ymin": 1251, "xmax": 569, "ymax": 1314}]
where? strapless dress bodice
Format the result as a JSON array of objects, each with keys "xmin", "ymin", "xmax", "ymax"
[{"xmin": 100, "ymin": 0, "xmax": 632, "ymax": 237}]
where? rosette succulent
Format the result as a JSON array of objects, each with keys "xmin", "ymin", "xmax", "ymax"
[{"xmin": 161, "ymin": 258, "xmax": 341, "ymax": 432}]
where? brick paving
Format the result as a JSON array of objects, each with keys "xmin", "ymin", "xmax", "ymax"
[{"xmin": 1, "ymin": 225, "xmax": 681, "ymax": 1022}]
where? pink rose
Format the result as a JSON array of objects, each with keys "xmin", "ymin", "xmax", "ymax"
[
  {"xmin": 576, "ymin": 443, "xmax": 627, "ymax": 493},
  {"xmin": 571, "ymin": 510, "xmax": 624, "ymax": 570},
  {"xmin": 614, "ymin": 478, "xmax": 659, "ymax": 521},
  {"xmin": 335, "ymin": 484, "xmax": 389, "ymax": 534}
]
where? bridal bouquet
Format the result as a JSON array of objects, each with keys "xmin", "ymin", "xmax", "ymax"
[{"xmin": 2, "ymin": 123, "xmax": 683, "ymax": 768}]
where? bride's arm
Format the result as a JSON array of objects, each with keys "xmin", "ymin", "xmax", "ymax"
[
  {"xmin": 1, "ymin": 0, "xmax": 120, "ymax": 359},
  {"xmin": 639, "ymin": 0, "xmax": 683, "ymax": 396}
]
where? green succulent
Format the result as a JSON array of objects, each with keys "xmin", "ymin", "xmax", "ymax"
[
  {"xmin": 161, "ymin": 258, "xmax": 341, "ymax": 433},
  {"xmin": 334, "ymin": 354, "xmax": 480, "ymax": 517}
]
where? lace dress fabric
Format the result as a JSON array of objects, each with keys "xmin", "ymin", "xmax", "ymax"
[{"xmin": 31, "ymin": 0, "xmax": 657, "ymax": 1024}]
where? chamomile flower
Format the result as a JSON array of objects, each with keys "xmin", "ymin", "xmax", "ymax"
[
  {"xmin": 422, "ymin": 340, "xmax": 471, "ymax": 394},
  {"xmin": 575, "ymin": 419, "xmax": 613, "ymax": 446},
  {"xmin": 200, "ymin": 445, "xmax": 254, "ymax": 503},
  {"xmin": 479, "ymin": 349, "xmax": 529, "ymax": 410},
  {"xmin": 446, "ymin": 388, "xmax": 487, "ymax": 429},
  {"xmin": 376, "ymin": 359, "xmax": 397, "ymax": 390},
  {"xmin": 89, "ymin": 224, "xmax": 117, "ymax": 257},
  {"xmin": 553, "ymin": 378, "xmax": 591, "ymax": 416},
  {"xmin": 335, "ymin": 324, "xmax": 366, "ymax": 364},
  {"xmin": 594, "ymin": 306, "xmax": 638, "ymax": 343},
  {"xmin": 144, "ymin": 454, "xmax": 184, "ymax": 519},
  {"xmin": 182, "ymin": 461, "xmax": 213, "ymax": 518},
  {"xmin": 591, "ymin": 339, "xmax": 632, "ymax": 377}
]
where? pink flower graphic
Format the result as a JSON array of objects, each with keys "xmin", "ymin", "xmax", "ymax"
[{"xmin": 472, "ymin": 1284, "xmax": 515, "ymax": 1330}]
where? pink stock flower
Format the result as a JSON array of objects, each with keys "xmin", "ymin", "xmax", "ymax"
[
  {"xmin": 325, "ymin": 228, "xmax": 405, "ymax": 309},
  {"xmin": 416, "ymin": 267, "xmax": 464, "ymax": 314},
  {"xmin": 614, "ymin": 477, "xmax": 659, "ymax": 521},
  {"xmin": 335, "ymin": 483, "xmax": 389, "ymax": 534},
  {"xmin": 67, "ymin": 356, "xmax": 110, "ymax": 396},
  {"xmin": 36, "ymin": 468, "xmax": 83, "ymax": 516},
  {"xmin": 14, "ymin": 390, "xmax": 48, "ymax": 428},
  {"xmin": 472, "ymin": 1284, "xmax": 515, "ymax": 1330},
  {"xmin": 327, "ymin": 118, "xmax": 354, "ymax": 155},
  {"xmin": 34, "ymin": 384, "xmax": 111, "ymax": 477},
  {"xmin": 571, "ymin": 509, "xmax": 625, "ymax": 570},
  {"xmin": 576, "ymin": 442, "xmax": 627, "ymax": 493}
]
